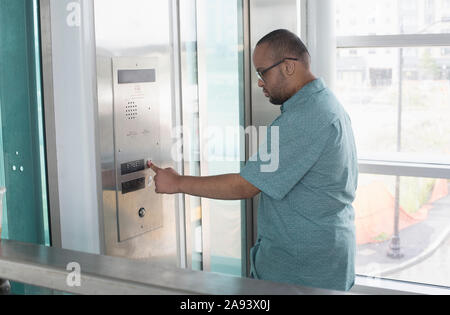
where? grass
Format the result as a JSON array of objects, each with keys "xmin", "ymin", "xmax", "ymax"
[{"xmin": 400, "ymin": 177, "xmax": 436, "ymax": 214}]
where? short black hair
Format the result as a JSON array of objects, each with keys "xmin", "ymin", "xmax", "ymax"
[{"xmin": 256, "ymin": 29, "xmax": 310, "ymax": 67}]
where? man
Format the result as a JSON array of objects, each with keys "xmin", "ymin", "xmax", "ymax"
[{"xmin": 148, "ymin": 29, "xmax": 358, "ymax": 292}]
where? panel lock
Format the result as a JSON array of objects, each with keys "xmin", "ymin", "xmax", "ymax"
[{"xmin": 138, "ymin": 208, "xmax": 146, "ymax": 218}]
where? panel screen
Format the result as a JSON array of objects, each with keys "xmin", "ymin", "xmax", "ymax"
[
  {"xmin": 122, "ymin": 177, "xmax": 146, "ymax": 194},
  {"xmin": 118, "ymin": 69, "xmax": 156, "ymax": 84},
  {"xmin": 121, "ymin": 159, "xmax": 146, "ymax": 175}
]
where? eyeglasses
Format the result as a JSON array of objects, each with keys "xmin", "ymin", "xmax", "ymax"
[{"xmin": 256, "ymin": 57, "xmax": 299, "ymax": 82}]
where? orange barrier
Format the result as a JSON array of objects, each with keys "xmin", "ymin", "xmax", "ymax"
[{"xmin": 353, "ymin": 179, "xmax": 448, "ymax": 245}]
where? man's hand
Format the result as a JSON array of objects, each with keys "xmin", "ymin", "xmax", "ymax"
[
  {"xmin": 147, "ymin": 161, "xmax": 181, "ymax": 194},
  {"xmin": 147, "ymin": 161, "xmax": 260, "ymax": 200}
]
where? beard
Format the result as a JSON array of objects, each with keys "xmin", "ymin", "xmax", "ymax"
[
  {"xmin": 269, "ymin": 95, "xmax": 287, "ymax": 105},
  {"xmin": 268, "ymin": 87, "xmax": 290, "ymax": 105},
  {"xmin": 267, "ymin": 76, "xmax": 290, "ymax": 105}
]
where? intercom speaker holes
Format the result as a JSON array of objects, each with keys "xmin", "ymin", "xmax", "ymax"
[{"xmin": 125, "ymin": 101, "xmax": 139, "ymax": 120}]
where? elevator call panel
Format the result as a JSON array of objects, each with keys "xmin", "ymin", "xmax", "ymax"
[{"xmin": 112, "ymin": 57, "xmax": 162, "ymax": 242}]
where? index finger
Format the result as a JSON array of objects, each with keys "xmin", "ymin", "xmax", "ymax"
[{"xmin": 147, "ymin": 161, "xmax": 161, "ymax": 173}]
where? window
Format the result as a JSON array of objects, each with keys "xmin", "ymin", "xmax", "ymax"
[
  {"xmin": 190, "ymin": 0, "xmax": 246, "ymax": 276},
  {"xmin": 337, "ymin": 0, "xmax": 450, "ymax": 289},
  {"xmin": 400, "ymin": 0, "xmax": 418, "ymax": 11},
  {"xmin": 337, "ymin": 0, "xmax": 450, "ymax": 36}
]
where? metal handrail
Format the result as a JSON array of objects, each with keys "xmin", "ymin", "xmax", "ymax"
[
  {"xmin": 0, "ymin": 240, "xmax": 420, "ymax": 295},
  {"xmin": 0, "ymin": 240, "xmax": 347, "ymax": 295}
]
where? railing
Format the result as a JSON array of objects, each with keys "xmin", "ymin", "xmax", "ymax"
[{"xmin": 0, "ymin": 240, "xmax": 413, "ymax": 295}]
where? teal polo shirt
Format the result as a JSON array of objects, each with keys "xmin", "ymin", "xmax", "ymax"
[{"xmin": 241, "ymin": 78, "xmax": 358, "ymax": 291}]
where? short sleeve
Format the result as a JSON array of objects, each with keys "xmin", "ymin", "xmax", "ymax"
[{"xmin": 240, "ymin": 120, "xmax": 335, "ymax": 201}]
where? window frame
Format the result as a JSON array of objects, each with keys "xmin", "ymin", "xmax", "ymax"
[
  {"xmin": 337, "ymin": 33, "xmax": 450, "ymax": 176},
  {"xmin": 334, "ymin": 3, "xmax": 450, "ymax": 292}
]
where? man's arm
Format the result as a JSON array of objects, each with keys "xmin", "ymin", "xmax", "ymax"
[
  {"xmin": 148, "ymin": 162, "xmax": 260, "ymax": 200},
  {"xmin": 178, "ymin": 174, "xmax": 260, "ymax": 200}
]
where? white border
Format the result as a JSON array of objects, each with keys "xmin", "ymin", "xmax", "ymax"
[
  {"xmin": 354, "ymin": 275, "xmax": 450, "ymax": 295},
  {"xmin": 338, "ymin": 33, "xmax": 450, "ymax": 48}
]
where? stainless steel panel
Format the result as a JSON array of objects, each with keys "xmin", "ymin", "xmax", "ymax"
[
  {"xmin": 0, "ymin": 240, "xmax": 365, "ymax": 295},
  {"xmin": 95, "ymin": 0, "xmax": 178, "ymax": 265},
  {"xmin": 111, "ymin": 57, "xmax": 163, "ymax": 242},
  {"xmin": 249, "ymin": 0, "xmax": 299, "ymax": 128}
]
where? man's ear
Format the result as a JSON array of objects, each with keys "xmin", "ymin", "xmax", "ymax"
[{"xmin": 284, "ymin": 60, "xmax": 296, "ymax": 76}]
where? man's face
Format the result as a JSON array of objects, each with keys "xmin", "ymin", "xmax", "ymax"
[{"xmin": 253, "ymin": 43, "xmax": 289, "ymax": 105}]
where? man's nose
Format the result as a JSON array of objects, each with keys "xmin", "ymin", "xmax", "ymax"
[{"xmin": 258, "ymin": 79, "xmax": 264, "ymax": 88}]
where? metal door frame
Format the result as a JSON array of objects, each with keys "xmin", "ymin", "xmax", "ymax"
[
  {"xmin": 38, "ymin": 0, "xmax": 256, "ymax": 275},
  {"xmin": 38, "ymin": 0, "xmax": 62, "ymax": 249}
]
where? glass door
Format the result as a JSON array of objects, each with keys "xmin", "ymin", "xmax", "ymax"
[
  {"xmin": 0, "ymin": 0, "xmax": 51, "ymax": 294},
  {"xmin": 180, "ymin": 0, "xmax": 247, "ymax": 276}
]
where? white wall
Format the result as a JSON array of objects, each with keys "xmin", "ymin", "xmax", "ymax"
[
  {"xmin": 307, "ymin": 0, "xmax": 337, "ymax": 89},
  {"xmin": 49, "ymin": 0, "xmax": 103, "ymax": 254}
]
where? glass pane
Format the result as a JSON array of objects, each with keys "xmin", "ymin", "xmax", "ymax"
[
  {"xmin": 0, "ymin": 111, "xmax": 6, "ymax": 240},
  {"xmin": 337, "ymin": 0, "xmax": 450, "ymax": 36},
  {"xmin": 196, "ymin": 0, "xmax": 245, "ymax": 276},
  {"xmin": 354, "ymin": 174, "xmax": 450, "ymax": 287},
  {"xmin": 0, "ymin": 0, "xmax": 50, "ymax": 245},
  {"xmin": 336, "ymin": 47, "xmax": 450, "ymax": 163},
  {"xmin": 180, "ymin": 0, "xmax": 203, "ymax": 271},
  {"xmin": 0, "ymin": 0, "xmax": 51, "ymax": 295},
  {"xmin": 33, "ymin": 0, "xmax": 50, "ymax": 246}
]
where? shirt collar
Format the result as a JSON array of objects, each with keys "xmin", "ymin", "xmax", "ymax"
[{"xmin": 280, "ymin": 78, "xmax": 326, "ymax": 113}]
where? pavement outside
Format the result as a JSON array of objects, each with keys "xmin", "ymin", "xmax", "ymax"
[{"xmin": 356, "ymin": 183, "xmax": 450, "ymax": 287}]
